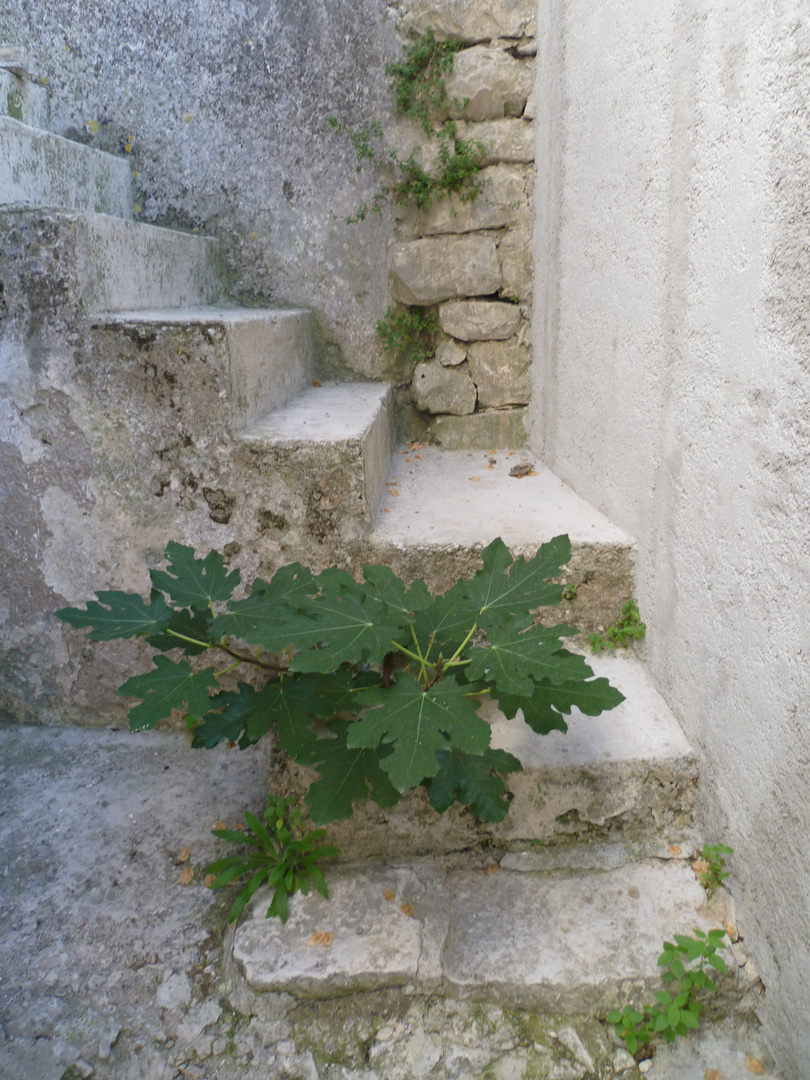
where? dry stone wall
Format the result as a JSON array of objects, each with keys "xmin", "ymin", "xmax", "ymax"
[{"xmin": 386, "ymin": 2, "xmax": 536, "ymax": 448}]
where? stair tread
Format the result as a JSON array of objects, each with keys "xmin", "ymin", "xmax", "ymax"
[
  {"xmin": 373, "ymin": 448, "xmax": 632, "ymax": 549},
  {"xmin": 238, "ymin": 381, "xmax": 392, "ymax": 443},
  {"xmin": 95, "ymin": 304, "xmax": 310, "ymax": 325},
  {"xmin": 233, "ymin": 855, "xmax": 723, "ymax": 1007}
]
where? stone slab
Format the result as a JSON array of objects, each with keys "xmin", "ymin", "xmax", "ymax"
[
  {"xmin": 0, "ymin": 115, "xmax": 132, "ymax": 217},
  {"xmin": 233, "ymin": 857, "xmax": 725, "ymax": 1012},
  {"xmin": 429, "ymin": 408, "xmax": 528, "ymax": 448},
  {"xmin": 232, "ymin": 866, "xmax": 426, "ymax": 996},
  {"xmin": 402, "ymin": 0, "xmax": 536, "ymax": 42},
  {"xmin": 389, "ymin": 235, "xmax": 502, "ymax": 306},
  {"xmin": 97, "ymin": 306, "xmax": 315, "ymax": 426},
  {"xmin": 372, "ymin": 449, "xmax": 631, "ymax": 550}
]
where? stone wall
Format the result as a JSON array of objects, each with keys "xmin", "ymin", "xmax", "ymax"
[{"xmin": 385, "ymin": 7, "xmax": 536, "ymax": 447}]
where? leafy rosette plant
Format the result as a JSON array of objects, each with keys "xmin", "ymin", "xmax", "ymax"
[{"xmin": 56, "ymin": 535, "xmax": 624, "ymax": 825}]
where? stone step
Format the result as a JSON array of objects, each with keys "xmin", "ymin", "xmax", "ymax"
[
  {"xmin": 1, "ymin": 69, "xmax": 50, "ymax": 128},
  {"xmin": 231, "ymin": 850, "xmax": 738, "ymax": 1015},
  {"xmin": 0, "ymin": 115, "xmax": 132, "ymax": 217},
  {"xmin": 0, "ymin": 207, "xmax": 221, "ymax": 313},
  {"xmin": 236, "ymin": 382, "xmax": 395, "ymax": 542},
  {"xmin": 369, "ymin": 446, "xmax": 635, "ymax": 631},
  {"xmin": 311, "ymin": 655, "xmax": 697, "ymax": 861},
  {"xmin": 94, "ymin": 306, "xmax": 316, "ymax": 429}
]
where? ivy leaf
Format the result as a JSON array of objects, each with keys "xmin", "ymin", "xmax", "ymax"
[
  {"xmin": 466, "ymin": 622, "xmax": 586, "ymax": 695},
  {"xmin": 428, "ymin": 747, "xmax": 522, "ymax": 822},
  {"xmin": 55, "ymin": 589, "xmax": 171, "ymax": 641},
  {"xmin": 444, "ymin": 535, "xmax": 570, "ymax": 631},
  {"xmin": 119, "ymin": 655, "xmax": 218, "ymax": 732},
  {"xmin": 351, "ymin": 673, "xmax": 491, "ymax": 790},
  {"xmin": 304, "ymin": 719, "xmax": 400, "ymax": 824},
  {"xmin": 146, "ymin": 607, "xmax": 213, "ymax": 655},
  {"xmin": 149, "ymin": 542, "xmax": 241, "ymax": 611},
  {"xmin": 210, "ymin": 562, "xmax": 317, "ymax": 648},
  {"xmin": 494, "ymin": 675, "xmax": 625, "ymax": 735}
]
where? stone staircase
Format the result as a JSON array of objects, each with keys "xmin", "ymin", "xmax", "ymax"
[{"xmin": 0, "ymin": 64, "xmax": 762, "ymax": 1080}]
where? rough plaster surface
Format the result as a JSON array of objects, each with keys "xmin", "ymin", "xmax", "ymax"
[{"xmin": 530, "ymin": 2, "xmax": 810, "ymax": 1075}]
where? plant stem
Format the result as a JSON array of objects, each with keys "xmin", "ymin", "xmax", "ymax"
[{"xmin": 166, "ymin": 629, "xmax": 288, "ymax": 673}]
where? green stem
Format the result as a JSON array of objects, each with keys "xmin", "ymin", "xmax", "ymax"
[
  {"xmin": 214, "ymin": 659, "xmax": 242, "ymax": 678},
  {"xmin": 392, "ymin": 641, "xmax": 435, "ymax": 669},
  {"xmin": 165, "ymin": 629, "xmax": 287, "ymax": 673},
  {"xmin": 445, "ymin": 622, "xmax": 477, "ymax": 666}
]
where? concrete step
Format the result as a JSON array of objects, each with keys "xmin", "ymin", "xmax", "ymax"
[
  {"xmin": 370, "ymin": 446, "xmax": 635, "ymax": 632},
  {"xmin": 94, "ymin": 306, "xmax": 316, "ymax": 429},
  {"xmin": 0, "ymin": 115, "xmax": 132, "ymax": 217},
  {"xmin": 305, "ymin": 655, "xmax": 697, "ymax": 861},
  {"xmin": 236, "ymin": 382, "xmax": 395, "ymax": 542},
  {"xmin": 231, "ymin": 850, "xmax": 742, "ymax": 1015},
  {"xmin": 1, "ymin": 69, "xmax": 50, "ymax": 128},
  {"xmin": 0, "ymin": 207, "xmax": 221, "ymax": 313}
]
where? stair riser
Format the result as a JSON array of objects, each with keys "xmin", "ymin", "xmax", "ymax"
[
  {"xmin": 368, "ymin": 539, "xmax": 635, "ymax": 635},
  {"xmin": 1, "ymin": 116, "xmax": 132, "ymax": 217}
]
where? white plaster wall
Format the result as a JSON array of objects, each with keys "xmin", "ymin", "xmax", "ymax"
[{"xmin": 532, "ymin": 2, "xmax": 810, "ymax": 1076}]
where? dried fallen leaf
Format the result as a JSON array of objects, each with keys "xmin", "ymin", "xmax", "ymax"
[
  {"xmin": 692, "ymin": 859, "xmax": 709, "ymax": 877},
  {"xmin": 204, "ymin": 874, "xmax": 216, "ymax": 888},
  {"xmin": 668, "ymin": 844, "xmax": 683, "ymax": 855},
  {"xmin": 308, "ymin": 930, "xmax": 334, "ymax": 947},
  {"xmin": 405, "ymin": 457, "xmax": 413, "ymax": 462},
  {"xmin": 390, "ymin": 488, "xmax": 400, "ymax": 496},
  {"xmin": 234, "ymin": 823, "xmax": 245, "ymax": 831},
  {"xmin": 312, "ymin": 378, "xmax": 322, "ymax": 387},
  {"xmin": 468, "ymin": 476, "xmax": 481, "ymax": 482},
  {"xmin": 214, "ymin": 821, "xmax": 228, "ymax": 831},
  {"xmin": 704, "ymin": 1070, "xmax": 723, "ymax": 1080},
  {"xmin": 400, "ymin": 902, "xmax": 414, "ymax": 917},
  {"xmin": 174, "ymin": 846, "xmax": 191, "ymax": 865},
  {"xmin": 484, "ymin": 863, "xmax": 499, "ymax": 875},
  {"xmin": 725, "ymin": 920, "xmax": 738, "ymax": 941},
  {"xmin": 744, "ymin": 1056, "xmax": 765, "ymax": 1075},
  {"xmin": 178, "ymin": 866, "xmax": 194, "ymax": 885},
  {"xmin": 415, "ymin": 454, "xmax": 424, "ymax": 459},
  {"xmin": 383, "ymin": 888, "xmax": 395, "ymax": 902},
  {"xmin": 381, "ymin": 508, "xmax": 391, "ymax": 514},
  {"xmin": 486, "ymin": 465, "xmax": 495, "ymax": 470}
]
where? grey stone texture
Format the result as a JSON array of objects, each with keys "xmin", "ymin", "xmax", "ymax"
[
  {"xmin": 439, "ymin": 298, "xmax": 522, "ymax": 341},
  {"xmin": 388, "ymin": 234, "xmax": 502, "ymax": 305},
  {"xmin": 429, "ymin": 408, "xmax": 528, "ymax": 448},
  {"xmin": 468, "ymin": 339, "xmax": 532, "ymax": 405},
  {"xmin": 412, "ymin": 360, "xmax": 477, "ymax": 414},
  {"xmin": 396, "ymin": 163, "xmax": 531, "ymax": 236},
  {"xmin": 399, "ymin": 0, "xmax": 537, "ymax": 42},
  {"xmin": 444, "ymin": 46, "xmax": 533, "ymax": 121}
]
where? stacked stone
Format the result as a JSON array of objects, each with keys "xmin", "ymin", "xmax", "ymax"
[{"xmin": 388, "ymin": 1, "xmax": 536, "ymax": 448}]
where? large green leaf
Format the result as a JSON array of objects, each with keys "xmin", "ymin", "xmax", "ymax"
[
  {"xmin": 494, "ymin": 675, "xmax": 625, "ymax": 735},
  {"xmin": 55, "ymin": 589, "xmax": 171, "ymax": 641},
  {"xmin": 149, "ymin": 542, "xmax": 241, "ymax": 611},
  {"xmin": 210, "ymin": 562, "xmax": 317, "ymax": 648},
  {"xmin": 444, "ymin": 535, "xmax": 570, "ymax": 631},
  {"xmin": 288, "ymin": 592, "xmax": 408, "ymax": 672},
  {"xmin": 466, "ymin": 622, "xmax": 586, "ymax": 695},
  {"xmin": 119, "ymin": 655, "xmax": 218, "ymax": 732},
  {"xmin": 146, "ymin": 606, "xmax": 213, "ymax": 655},
  {"xmin": 428, "ymin": 747, "xmax": 522, "ymax": 822},
  {"xmin": 304, "ymin": 719, "xmax": 400, "ymax": 823},
  {"xmin": 191, "ymin": 686, "xmax": 255, "ymax": 748},
  {"xmin": 351, "ymin": 673, "xmax": 491, "ymax": 790},
  {"xmin": 360, "ymin": 564, "xmax": 433, "ymax": 618}
]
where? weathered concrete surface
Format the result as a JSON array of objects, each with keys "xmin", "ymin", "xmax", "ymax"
[
  {"xmin": 0, "ymin": 115, "xmax": 133, "ymax": 216},
  {"xmin": 96, "ymin": 306, "xmax": 316, "ymax": 428},
  {"xmin": 531, "ymin": 3, "xmax": 810, "ymax": 1075},
  {"xmin": 1, "ymin": 69, "xmax": 49, "ymax": 127},
  {"xmin": 3, "ymin": 0, "xmax": 400, "ymax": 380}
]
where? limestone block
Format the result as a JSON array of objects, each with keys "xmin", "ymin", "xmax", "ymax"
[
  {"xmin": 439, "ymin": 299, "xmax": 521, "ymax": 341},
  {"xmin": 468, "ymin": 339, "xmax": 531, "ymax": 406},
  {"xmin": 389, "ymin": 235, "xmax": 502, "ymax": 305},
  {"xmin": 403, "ymin": 1, "xmax": 536, "ymax": 43},
  {"xmin": 412, "ymin": 361, "xmax": 477, "ymax": 414},
  {"xmin": 498, "ymin": 227, "xmax": 533, "ymax": 301},
  {"xmin": 398, "ymin": 163, "xmax": 530, "ymax": 236},
  {"xmin": 435, "ymin": 335, "xmax": 467, "ymax": 366},
  {"xmin": 445, "ymin": 47, "xmax": 532, "ymax": 121},
  {"xmin": 429, "ymin": 408, "xmax": 528, "ymax": 449},
  {"xmin": 453, "ymin": 118, "xmax": 535, "ymax": 164}
]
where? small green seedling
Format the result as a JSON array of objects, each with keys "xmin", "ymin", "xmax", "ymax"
[
  {"xmin": 607, "ymin": 928, "xmax": 728, "ymax": 1057},
  {"xmin": 589, "ymin": 599, "xmax": 646, "ymax": 653},
  {"xmin": 206, "ymin": 794, "xmax": 338, "ymax": 923},
  {"xmin": 699, "ymin": 843, "xmax": 733, "ymax": 894},
  {"xmin": 561, "ymin": 584, "xmax": 577, "ymax": 602}
]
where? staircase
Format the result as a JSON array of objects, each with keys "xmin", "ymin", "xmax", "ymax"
[{"xmin": 1, "ymin": 69, "xmax": 763, "ymax": 1080}]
